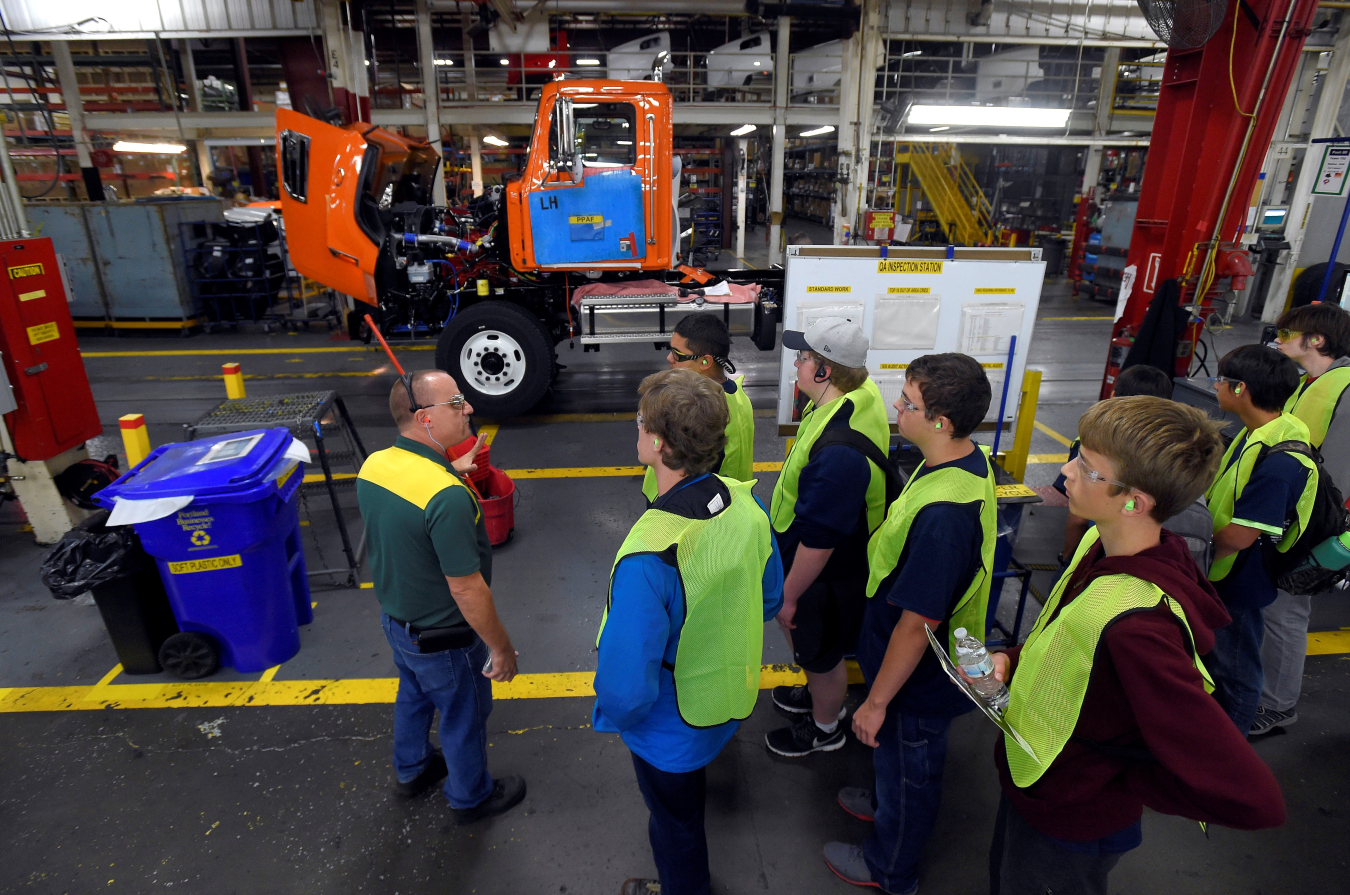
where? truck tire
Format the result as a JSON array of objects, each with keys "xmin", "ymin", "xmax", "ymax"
[{"xmin": 436, "ymin": 302, "xmax": 554, "ymax": 418}]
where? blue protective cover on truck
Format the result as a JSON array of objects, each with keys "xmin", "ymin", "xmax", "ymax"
[
  {"xmin": 96, "ymin": 428, "xmax": 298, "ymax": 506},
  {"xmin": 529, "ymin": 169, "xmax": 647, "ymax": 265}
]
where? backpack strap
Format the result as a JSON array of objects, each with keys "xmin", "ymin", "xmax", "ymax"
[
  {"xmin": 1256, "ymin": 439, "xmax": 1323, "ymax": 466},
  {"xmin": 808, "ymin": 428, "xmax": 903, "ymax": 499}
]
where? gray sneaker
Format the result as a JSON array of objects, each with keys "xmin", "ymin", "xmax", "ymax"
[
  {"xmin": 822, "ymin": 842, "xmax": 917, "ymax": 895},
  {"xmin": 838, "ymin": 786, "xmax": 875, "ymax": 822},
  {"xmin": 1249, "ymin": 705, "xmax": 1298, "ymax": 737}
]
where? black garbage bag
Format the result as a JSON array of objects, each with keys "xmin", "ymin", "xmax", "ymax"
[{"xmin": 41, "ymin": 511, "xmax": 141, "ymax": 599}]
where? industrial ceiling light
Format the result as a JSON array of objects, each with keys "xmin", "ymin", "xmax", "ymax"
[
  {"xmin": 482, "ymin": 135, "xmax": 510, "ymax": 147},
  {"xmin": 799, "ymin": 125, "xmax": 835, "ymax": 137},
  {"xmin": 730, "ymin": 124, "xmax": 756, "ymax": 136},
  {"xmin": 434, "ymin": 59, "xmax": 454, "ymax": 66},
  {"xmin": 929, "ymin": 126, "xmax": 950, "ymax": 132},
  {"xmin": 113, "ymin": 140, "xmax": 187, "ymax": 154},
  {"xmin": 902, "ymin": 50, "xmax": 922, "ymax": 57},
  {"xmin": 576, "ymin": 58, "xmax": 601, "ymax": 66},
  {"xmin": 499, "ymin": 58, "xmax": 510, "ymax": 66},
  {"xmin": 908, "ymin": 105, "xmax": 1071, "ymax": 128}
]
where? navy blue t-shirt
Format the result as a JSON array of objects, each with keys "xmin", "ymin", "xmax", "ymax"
[
  {"xmin": 1052, "ymin": 439, "xmax": 1081, "ymax": 496},
  {"xmin": 855, "ymin": 446, "xmax": 989, "ymax": 718},
  {"xmin": 1214, "ymin": 435, "xmax": 1311, "ymax": 609},
  {"xmin": 777, "ymin": 401, "xmax": 873, "ymax": 572}
]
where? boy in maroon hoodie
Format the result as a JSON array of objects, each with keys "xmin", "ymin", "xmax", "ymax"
[{"xmin": 986, "ymin": 397, "xmax": 1286, "ymax": 895}]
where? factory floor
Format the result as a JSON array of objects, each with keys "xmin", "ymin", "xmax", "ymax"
[{"xmin": 3, "ymin": 266, "xmax": 1349, "ymax": 895}]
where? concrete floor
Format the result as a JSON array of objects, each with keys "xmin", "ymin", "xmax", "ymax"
[{"xmin": 2, "ymin": 256, "xmax": 1348, "ymax": 894}]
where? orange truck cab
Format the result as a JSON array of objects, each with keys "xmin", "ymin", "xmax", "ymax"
[{"xmin": 276, "ymin": 78, "xmax": 779, "ymax": 417}]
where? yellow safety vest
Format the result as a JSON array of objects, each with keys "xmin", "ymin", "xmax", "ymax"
[
  {"xmin": 1003, "ymin": 528, "xmax": 1214, "ymax": 788},
  {"xmin": 1204, "ymin": 413, "xmax": 1318, "ymax": 582},
  {"xmin": 642, "ymin": 374, "xmax": 756, "ymax": 501},
  {"xmin": 598, "ymin": 477, "xmax": 773, "ymax": 728},
  {"xmin": 769, "ymin": 378, "xmax": 891, "ymax": 535},
  {"xmin": 863, "ymin": 448, "xmax": 997, "ymax": 654},
  {"xmin": 1284, "ymin": 365, "xmax": 1350, "ymax": 450}
]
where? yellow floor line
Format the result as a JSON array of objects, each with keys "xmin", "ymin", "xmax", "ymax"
[
  {"xmin": 303, "ymin": 472, "xmax": 357, "ymax": 483},
  {"xmin": 81, "ymin": 345, "xmax": 436, "ymax": 359},
  {"xmin": 1307, "ymin": 630, "xmax": 1350, "ymax": 655},
  {"xmin": 132, "ymin": 372, "xmax": 384, "ymax": 382},
  {"xmin": 1026, "ymin": 453, "xmax": 1069, "ymax": 465},
  {"xmin": 478, "ymin": 423, "xmax": 499, "ymax": 447},
  {"xmin": 0, "ymin": 663, "xmax": 868, "ymax": 712},
  {"xmin": 1034, "ymin": 420, "xmax": 1075, "ymax": 448},
  {"xmin": 505, "ymin": 465, "xmax": 645, "ymax": 479},
  {"xmin": 258, "ymin": 666, "xmax": 281, "ymax": 683}
]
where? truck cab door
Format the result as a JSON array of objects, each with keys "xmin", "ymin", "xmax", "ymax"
[
  {"xmin": 525, "ymin": 98, "xmax": 648, "ymax": 266},
  {"xmin": 276, "ymin": 108, "xmax": 380, "ymax": 303}
]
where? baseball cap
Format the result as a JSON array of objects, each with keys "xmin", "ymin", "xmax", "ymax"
[{"xmin": 782, "ymin": 317, "xmax": 869, "ymax": 368}]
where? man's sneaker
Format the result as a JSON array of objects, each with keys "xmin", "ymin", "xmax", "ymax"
[
  {"xmin": 766, "ymin": 715, "xmax": 846, "ymax": 757},
  {"xmin": 838, "ymin": 786, "xmax": 875, "ymax": 822},
  {"xmin": 619, "ymin": 880, "xmax": 660, "ymax": 895},
  {"xmin": 772, "ymin": 684, "xmax": 847, "ymax": 720},
  {"xmin": 1249, "ymin": 705, "xmax": 1298, "ymax": 737},
  {"xmin": 395, "ymin": 750, "xmax": 447, "ymax": 798},
  {"xmin": 822, "ymin": 842, "xmax": 918, "ymax": 894},
  {"xmin": 452, "ymin": 775, "xmax": 526, "ymax": 824}
]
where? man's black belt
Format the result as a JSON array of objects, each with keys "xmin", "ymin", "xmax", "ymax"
[{"xmin": 389, "ymin": 616, "xmax": 476, "ymax": 652}]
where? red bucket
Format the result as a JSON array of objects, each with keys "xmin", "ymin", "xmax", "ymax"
[
  {"xmin": 446, "ymin": 435, "xmax": 493, "ymax": 493},
  {"xmin": 480, "ymin": 467, "xmax": 515, "ymax": 546}
]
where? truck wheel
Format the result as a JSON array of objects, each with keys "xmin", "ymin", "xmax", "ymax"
[
  {"xmin": 158, "ymin": 632, "xmax": 220, "ymax": 680},
  {"xmin": 436, "ymin": 302, "xmax": 554, "ymax": 418}
]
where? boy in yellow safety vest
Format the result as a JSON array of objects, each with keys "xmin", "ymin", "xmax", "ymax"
[
  {"xmin": 986, "ymin": 397, "xmax": 1285, "ymax": 895},
  {"xmin": 1205, "ymin": 345, "xmax": 1318, "ymax": 736},
  {"xmin": 642, "ymin": 313, "xmax": 756, "ymax": 501},
  {"xmin": 1254, "ymin": 304, "xmax": 1350, "ymax": 735},
  {"xmin": 822, "ymin": 353, "xmax": 996, "ymax": 895}
]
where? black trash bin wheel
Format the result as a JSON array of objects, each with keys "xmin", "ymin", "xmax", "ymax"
[{"xmin": 158, "ymin": 632, "xmax": 220, "ymax": 680}]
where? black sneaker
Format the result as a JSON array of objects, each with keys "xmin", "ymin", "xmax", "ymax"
[
  {"xmin": 395, "ymin": 750, "xmax": 447, "ymax": 798},
  {"xmin": 765, "ymin": 714, "xmax": 846, "ymax": 757},
  {"xmin": 1249, "ymin": 706, "xmax": 1298, "ymax": 737},
  {"xmin": 453, "ymin": 775, "xmax": 526, "ymax": 825},
  {"xmin": 772, "ymin": 684, "xmax": 848, "ymax": 720}
]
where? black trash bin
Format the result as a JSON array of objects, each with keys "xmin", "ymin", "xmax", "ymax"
[{"xmin": 41, "ymin": 510, "xmax": 179, "ymax": 674}]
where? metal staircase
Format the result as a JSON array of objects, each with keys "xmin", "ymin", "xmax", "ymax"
[{"xmin": 895, "ymin": 143, "xmax": 997, "ymax": 246}]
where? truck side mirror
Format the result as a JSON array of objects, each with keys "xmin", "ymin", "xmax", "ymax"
[{"xmin": 554, "ymin": 96, "xmax": 581, "ymax": 183}]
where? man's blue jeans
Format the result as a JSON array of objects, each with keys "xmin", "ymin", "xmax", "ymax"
[
  {"xmin": 863, "ymin": 711, "xmax": 952, "ymax": 895},
  {"xmin": 382, "ymin": 615, "xmax": 494, "ymax": 809},
  {"xmin": 1209, "ymin": 602, "xmax": 1266, "ymax": 734},
  {"xmin": 631, "ymin": 752, "xmax": 711, "ymax": 895}
]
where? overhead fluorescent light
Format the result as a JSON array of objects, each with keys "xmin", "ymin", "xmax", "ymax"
[
  {"xmin": 730, "ymin": 124, "xmax": 756, "ymax": 136},
  {"xmin": 929, "ymin": 126, "xmax": 950, "ymax": 132},
  {"xmin": 799, "ymin": 125, "xmax": 835, "ymax": 137},
  {"xmin": 482, "ymin": 135, "xmax": 509, "ymax": 147},
  {"xmin": 114, "ymin": 140, "xmax": 187, "ymax": 154},
  {"xmin": 576, "ymin": 58, "xmax": 601, "ymax": 66},
  {"xmin": 902, "ymin": 50, "xmax": 922, "ymax": 57},
  {"xmin": 499, "ymin": 58, "xmax": 510, "ymax": 66},
  {"xmin": 616, "ymin": 140, "xmax": 633, "ymax": 145},
  {"xmin": 909, "ymin": 105, "xmax": 1071, "ymax": 128},
  {"xmin": 434, "ymin": 59, "xmax": 454, "ymax": 66}
]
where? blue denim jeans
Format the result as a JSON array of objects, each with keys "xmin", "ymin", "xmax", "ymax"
[
  {"xmin": 863, "ymin": 711, "xmax": 952, "ymax": 895},
  {"xmin": 1209, "ymin": 602, "xmax": 1266, "ymax": 735},
  {"xmin": 382, "ymin": 614, "xmax": 494, "ymax": 809},
  {"xmin": 631, "ymin": 752, "xmax": 711, "ymax": 895}
]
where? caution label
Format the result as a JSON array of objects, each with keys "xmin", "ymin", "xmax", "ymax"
[
  {"xmin": 878, "ymin": 363, "xmax": 908, "ymax": 370},
  {"xmin": 974, "ymin": 287, "xmax": 1016, "ymax": 294},
  {"xmin": 26, "ymin": 322, "xmax": 59, "ymax": 345},
  {"xmin": 18, "ymin": 289, "xmax": 46, "ymax": 301},
  {"xmin": 568, "ymin": 215, "xmax": 603, "ymax": 224},
  {"xmin": 869, "ymin": 212, "xmax": 895, "ymax": 227},
  {"xmin": 168, "ymin": 554, "xmax": 243, "ymax": 574},
  {"xmin": 995, "ymin": 484, "xmax": 1037, "ymax": 500},
  {"xmin": 8, "ymin": 262, "xmax": 43, "ymax": 279},
  {"xmin": 878, "ymin": 259, "xmax": 943, "ymax": 275},
  {"xmin": 806, "ymin": 286, "xmax": 851, "ymax": 293},
  {"xmin": 886, "ymin": 287, "xmax": 931, "ymax": 294}
]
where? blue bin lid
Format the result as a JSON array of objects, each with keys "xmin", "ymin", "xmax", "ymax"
[{"xmin": 97, "ymin": 428, "xmax": 297, "ymax": 505}]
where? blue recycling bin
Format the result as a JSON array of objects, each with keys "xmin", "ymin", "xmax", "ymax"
[{"xmin": 96, "ymin": 428, "xmax": 312, "ymax": 675}]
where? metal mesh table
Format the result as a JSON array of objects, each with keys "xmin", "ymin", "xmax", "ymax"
[{"xmin": 185, "ymin": 391, "xmax": 367, "ymax": 586}]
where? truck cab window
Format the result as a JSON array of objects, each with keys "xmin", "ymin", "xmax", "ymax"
[{"xmin": 548, "ymin": 102, "xmax": 637, "ymax": 169}]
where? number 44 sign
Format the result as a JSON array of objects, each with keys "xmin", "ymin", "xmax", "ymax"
[{"xmin": 1313, "ymin": 146, "xmax": 1350, "ymax": 197}]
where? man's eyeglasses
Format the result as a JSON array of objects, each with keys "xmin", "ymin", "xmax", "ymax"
[
  {"xmin": 794, "ymin": 349, "xmax": 815, "ymax": 365},
  {"xmin": 899, "ymin": 395, "xmax": 920, "ymax": 414},
  {"xmin": 422, "ymin": 394, "xmax": 467, "ymax": 412},
  {"xmin": 1076, "ymin": 454, "xmax": 1129, "ymax": 489},
  {"xmin": 636, "ymin": 412, "xmax": 645, "ymax": 430},
  {"xmin": 668, "ymin": 344, "xmax": 698, "ymax": 363},
  {"xmin": 1205, "ymin": 375, "xmax": 1236, "ymax": 389},
  {"xmin": 1276, "ymin": 328, "xmax": 1303, "ymax": 343}
]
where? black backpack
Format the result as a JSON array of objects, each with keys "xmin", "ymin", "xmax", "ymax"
[
  {"xmin": 1254, "ymin": 440, "xmax": 1350, "ymax": 595},
  {"xmin": 807, "ymin": 428, "xmax": 905, "ymax": 507}
]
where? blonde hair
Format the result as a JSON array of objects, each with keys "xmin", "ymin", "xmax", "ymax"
[
  {"xmin": 1077, "ymin": 396, "xmax": 1224, "ymax": 522},
  {"xmin": 638, "ymin": 369, "xmax": 729, "ymax": 475},
  {"xmin": 806, "ymin": 350, "xmax": 869, "ymax": 393}
]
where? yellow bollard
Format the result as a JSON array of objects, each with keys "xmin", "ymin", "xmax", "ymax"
[
  {"xmin": 118, "ymin": 414, "xmax": 152, "ymax": 468},
  {"xmin": 1004, "ymin": 370, "xmax": 1043, "ymax": 482},
  {"xmin": 222, "ymin": 362, "xmax": 246, "ymax": 399}
]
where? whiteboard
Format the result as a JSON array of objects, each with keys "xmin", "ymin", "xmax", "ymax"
[{"xmin": 776, "ymin": 246, "xmax": 1046, "ymax": 430}]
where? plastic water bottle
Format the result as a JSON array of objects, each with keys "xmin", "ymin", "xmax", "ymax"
[{"xmin": 953, "ymin": 627, "xmax": 1010, "ymax": 713}]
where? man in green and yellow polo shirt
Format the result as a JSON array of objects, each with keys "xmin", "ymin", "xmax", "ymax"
[
  {"xmin": 357, "ymin": 369, "xmax": 525, "ymax": 824},
  {"xmin": 642, "ymin": 313, "xmax": 756, "ymax": 501}
]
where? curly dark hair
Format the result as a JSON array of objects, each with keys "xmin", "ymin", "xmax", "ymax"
[{"xmin": 638, "ymin": 369, "xmax": 729, "ymax": 476}]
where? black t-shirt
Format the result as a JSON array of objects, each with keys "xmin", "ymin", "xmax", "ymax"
[{"xmin": 855, "ymin": 447, "xmax": 989, "ymax": 718}]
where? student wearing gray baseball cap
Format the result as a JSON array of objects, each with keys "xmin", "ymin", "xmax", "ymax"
[{"xmin": 766, "ymin": 317, "xmax": 892, "ymax": 757}]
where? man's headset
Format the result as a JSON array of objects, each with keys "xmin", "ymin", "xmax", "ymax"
[{"xmin": 400, "ymin": 372, "xmax": 424, "ymax": 414}]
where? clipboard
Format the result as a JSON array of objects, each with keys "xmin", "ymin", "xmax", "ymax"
[{"xmin": 925, "ymin": 625, "xmax": 1040, "ymax": 765}]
